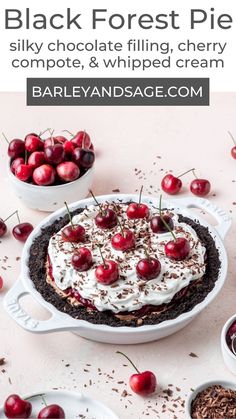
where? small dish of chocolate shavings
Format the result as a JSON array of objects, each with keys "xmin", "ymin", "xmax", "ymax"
[{"xmin": 189, "ymin": 383, "xmax": 236, "ymax": 418}]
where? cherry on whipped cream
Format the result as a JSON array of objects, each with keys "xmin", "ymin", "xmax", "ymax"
[
  {"xmin": 165, "ymin": 237, "xmax": 190, "ymax": 261},
  {"xmin": 111, "ymin": 228, "xmax": 135, "ymax": 251},
  {"xmin": 62, "ymin": 202, "xmax": 85, "ymax": 243},
  {"xmin": 136, "ymin": 255, "xmax": 161, "ymax": 281},
  {"xmin": 72, "ymin": 247, "xmax": 92, "ymax": 271},
  {"xmin": 95, "ymin": 245, "xmax": 119, "ymax": 285},
  {"xmin": 4, "ymin": 394, "xmax": 32, "ymax": 419},
  {"xmin": 150, "ymin": 214, "xmax": 174, "ymax": 234},
  {"xmin": 90, "ymin": 191, "xmax": 117, "ymax": 229},
  {"xmin": 126, "ymin": 186, "xmax": 149, "ymax": 219},
  {"xmin": 117, "ymin": 351, "xmax": 157, "ymax": 396}
]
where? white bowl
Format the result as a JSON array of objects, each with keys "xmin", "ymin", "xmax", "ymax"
[
  {"xmin": 7, "ymin": 162, "xmax": 94, "ymax": 212},
  {"xmin": 221, "ymin": 314, "xmax": 236, "ymax": 375},
  {"xmin": 185, "ymin": 379, "xmax": 236, "ymax": 418},
  {"xmin": 4, "ymin": 194, "xmax": 231, "ymax": 344}
]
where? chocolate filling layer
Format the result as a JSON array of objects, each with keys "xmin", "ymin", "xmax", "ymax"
[{"xmin": 28, "ymin": 207, "xmax": 221, "ymax": 327}]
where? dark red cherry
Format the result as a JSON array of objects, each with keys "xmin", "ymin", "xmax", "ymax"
[
  {"xmin": 95, "ymin": 260, "xmax": 119, "ymax": 285},
  {"xmin": 0, "ymin": 219, "xmax": 7, "ymax": 237},
  {"xmin": 72, "ymin": 247, "xmax": 92, "ymax": 271},
  {"xmin": 11, "ymin": 157, "xmax": 24, "ymax": 174},
  {"xmin": 161, "ymin": 174, "xmax": 182, "ymax": 195},
  {"xmin": 126, "ymin": 203, "xmax": 149, "ymax": 220},
  {"xmin": 150, "ymin": 215, "xmax": 174, "ymax": 234},
  {"xmin": 95, "ymin": 209, "xmax": 117, "ymax": 229},
  {"xmin": 190, "ymin": 179, "xmax": 211, "ymax": 197},
  {"xmin": 111, "ymin": 229, "xmax": 135, "ymax": 251},
  {"xmin": 4, "ymin": 394, "xmax": 32, "ymax": 419},
  {"xmin": 15, "ymin": 164, "xmax": 33, "ymax": 182},
  {"xmin": 28, "ymin": 151, "xmax": 45, "ymax": 169},
  {"xmin": 38, "ymin": 404, "xmax": 65, "ymax": 419},
  {"xmin": 165, "ymin": 237, "xmax": 190, "ymax": 261},
  {"xmin": 12, "ymin": 223, "xmax": 34, "ymax": 242},
  {"xmin": 8, "ymin": 139, "xmax": 25, "ymax": 159},
  {"xmin": 71, "ymin": 131, "xmax": 92, "ymax": 149},
  {"xmin": 25, "ymin": 133, "xmax": 44, "ymax": 152},
  {"xmin": 44, "ymin": 144, "xmax": 65, "ymax": 165},
  {"xmin": 136, "ymin": 257, "xmax": 161, "ymax": 280},
  {"xmin": 62, "ymin": 225, "xmax": 85, "ymax": 243},
  {"xmin": 72, "ymin": 148, "xmax": 95, "ymax": 169}
]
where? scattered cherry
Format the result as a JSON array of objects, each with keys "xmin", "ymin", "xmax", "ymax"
[
  {"xmin": 25, "ymin": 133, "xmax": 44, "ymax": 152},
  {"xmin": 38, "ymin": 404, "xmax": 65, "ymax": 419},
  {"xmin": 90, "ymin": 191, "xmax": 117, "ymax": 230},
  {"xmin": 72, "ymin": 148, "xmax": 95, "ymax": 169},
  {"xmin": 15, "ymin": 164, "xmax": 33, "ymax": 182},
  {"xmin": 12, "ymin": 223, "xmax": 34, "ymax": 242},
  {"xmin": 190, "ymin": 178, "xmax": 211, "ymax": 196},
  {"xmin": 0, "ymin": 210, "xmax": 19, "ymax": 238},
  {"xmin": 150, "ymin": 215, "xmax": 174, "ymax": 234},
  {"xmin": 165, "ymin": 237, "xmax": 190, "ymax": 261},
  {"xmin": 11, "ymin": 157, "xmax": 24, "ymax": 174},
  {"xmin": 33, "ymin": 164, "xmax": 56, "ymax": 186},
  {"xmin": 28, "ymin": 151, "xmax": 45, "ymax": 169},
  {"xmin": 95, "ymin": 246, "xmax": 119, "ymax": 285},
  {"xmin": 45, "ymin": 143, "xmax": 65, "ymax": 165},
  {"xmin": 117, "ymin": 351, "xmax": 157, "ymax": 396},
  {"xmin": 56, "ymin": 161, "xmax": 80, "ymax": 182},
  {"xmin": 111, "ymin": 228, "xmax": 135, "ymax": 251},
  {"xmin": 126, "ymin": 186, "xmax": 149, "ymax": 219},
  {"xmin": 72, "ymin": 247, "xmax": 92, "ymax": 271},
  {"xmin": 228, "ymin": 131, "xmax": 236, "ymax": 160},
  {"xmin": 161, "ymin": 168, "xmax": 194, "ymax": 195},
  {"xmin": 62, "ymin": 202, "xmax": 85, "ymax": 243},
  {"xmin": 4, "ymin": 394, "xmax": 32, "ymax": 418},
  {"xmin": 136, "ymin": 252, "xmax": 161, "ymax": 281},
  {"xmin": 0, "ymin": 276, "xmax": 3, "ymax": 290}
]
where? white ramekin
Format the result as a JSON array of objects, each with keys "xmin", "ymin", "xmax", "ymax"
[
  {"xmin": 4, "ymin": 194, "xmax": 231, "ymax": 344},
  {"xmin": 221, "ymin": 314, "xmax": 236, "ymax": 375},
  {"xmin": 7, "ymin": 161, "xmax": 94, "ymax": 212},
  {"xmin": 185, "ymin": 379, "xmax": 236, "ymax": 418}
]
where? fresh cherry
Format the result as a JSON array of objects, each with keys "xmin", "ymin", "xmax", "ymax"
[
  {"xmin": 117, "ymin": 351, "xmax": 157, "ymax": 396},
  {"xmin": 72, "ymin": 247, "xmax": 92, "ymax": 271},
  {"xmin": 0, "ymin": 211, "xmax": 19, "ymax": 238},
  {"xmin": 15, "ymin": 164, "xmax": 33, "ymax": 182},
  {"xmin": 226, "ymin": 321, "xmax": 236, "ymax": 354},
  {"xmin": 90, "ymin": 191, "xmax": 117, "ymax": 229},
  {"xmin": 62, "ymin": 202, "xmax": 85, "ymax": 243},
  {"xmin": 54, "ymin": 135, "xmax": 67, "ymax": 144},
  {"xmin": 190, "ymin": 178, "xmax": 211, "ymax": 197},
  {"xmin": 136, "ymin": 256, "xmax": 161, "ymax": 280},
  {"xmin": 150, "ymin": 215, "xmax": 174, "ymax": 234},
  {"xmin": 33, "ymin": 164, "xmax": 56, "ymax": 186},
  {"xmin": 7, "ymin": 139, "xmax": 25, "ymax": 159},
  {"xmin": 25, "ymin": 133, "xmax": 44, "ymax": 152},
  {"xmin": 10, "ymin": 157, "xmax": 24, "ymax": 174},
  {"xmin": 111, "ymin": 228, "xmax": 135, "ymax": 251},
  {"xmin": 72, "ymin": 148, "xmax": 95, "ymax": 169},
  {"xmin": 126, "ymin": 186, "xmax": 149, "ymax": 219},
  {"xmin": 70, "ymin": 130, "xmax": 92, "ymax": 149},
  {"xmin": 165, "ymin": 237, "xmax": 190, "ymax": 261},
  {"xmin": 56, "ymin": 161, "xmax": 80, "ymax": 182},
  {"xmin": 44, "ymin": 144, "xmax": 65, "ymax": 165},
  {"xmin": 4, "ymin": 394, "xmax": 32, "ymax": 418},
  {"xmin": 0, "ymin": 276, "xmax": 3, "ymax": 290},
  {"xmin": 12, "ymin": 223, "xmax": 34, "ymax": 242},
  {"xmin": 228, "ymin": 131, "xmax": 236, "ymax": 160},
  {"xmin": 63, "ymin": 140, "xmax": 75, "ymax": 157},
  {"xmin": 28, "ymin": 151, "xmax": 45, "ymax": 169},
  {"xmin": 161, "ymin": 169, "xmax": 194, "ymax": 195},
  {"xmin": 38, "ymin": 404, "xmax": 65, "ymax": 419},
  {"xmin": 161, "ymin": 174, "xmax": 182, "ymax": 195},
  {"xmin": 95, "ymin": 246, "xmax": 119, "ymax": 285}
]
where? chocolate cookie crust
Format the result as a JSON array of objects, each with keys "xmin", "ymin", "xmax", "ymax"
[{"xmin": 28, "ymin": 207, "xmax": 221, "ymax": 328}]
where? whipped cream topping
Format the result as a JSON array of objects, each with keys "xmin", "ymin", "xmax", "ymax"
[{"xmin": 48, "ymin": 203, "xmax": 206, "ymax": 313}]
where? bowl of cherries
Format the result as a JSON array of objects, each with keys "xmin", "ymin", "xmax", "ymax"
[{"xmin": 6, "ymin": 129, "xmax": 95, "ymax": 212}]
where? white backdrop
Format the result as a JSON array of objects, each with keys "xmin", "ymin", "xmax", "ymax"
[{"xmin": 0, "ymin": 0, "xmax": 235, "ymax": 92}]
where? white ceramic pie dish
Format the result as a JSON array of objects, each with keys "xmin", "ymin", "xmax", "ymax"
[{"xmin": 4, "ymin": 194, "xmax": 231, "ymax": 344}]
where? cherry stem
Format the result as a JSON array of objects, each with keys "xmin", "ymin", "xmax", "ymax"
[
  {"xmin": 138, "ymin": 185, "xmax": 143, "ymax": 206},
  {"xmin": 144, "ymin": 247, "xmax": 150, "ymax": 260},
  {"xmin": 49, "ymin": 129, "xmax": 55, "ymax": 146},
  {"xmin": 4, "ymin": 210, "xmax": 19, "ymax": 223},
  {"xmin": 25, "ymin": 393, "xmax": 45, "ymax": 401},
  {"xmin": 63, "ymin": 129, "xmax": 74, "ymax": 137},
  {"xmin": 177, "ymin": 168, "xmax": 195, "ymax": 179},
  {"xmin": 64, "ymin": 201, "xmax": 74, "ymax": 229},
  {"xmin": 25, "ymin": 149, "xmax": 28, "ymax": 164},
  {"xmin": 39, "ymin": 128, "xmax": 51, "ymax": 138},
  {"xmin": 113, "ymin": 204, "xmax": 124, "ymax": 235},
  {"xmin": 116, "ymin": 351, "xmax": 140, "ymax": 374},
  {"xmin": 228, "ymin": 131, "xmax": 236, "ymax": 146},
  {"xmin": 41, "ymin": 395, "xmax": 47, "ymax": 407},
  {"xmin": 90, "ymin": 190, "xmax": 104, "ymax": 215},
  {"xmin": 97, "ymin": 244, "xmax": 107, "ymax": 268},
  {"xmin": 192, "ymin": 169, "xmax": 198, "ymax": 179},
  {"xmin": 159, "ymin": 195, "xmax": 176, "ymax": 241},
  {"xmin": 2, "ymin": 132, "xmax": 9, "ymax": 144}
]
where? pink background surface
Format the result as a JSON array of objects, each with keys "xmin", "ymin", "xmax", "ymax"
[{"xmin": 0, "ymin": 93, "xmax": 236, "ymax": 418}]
